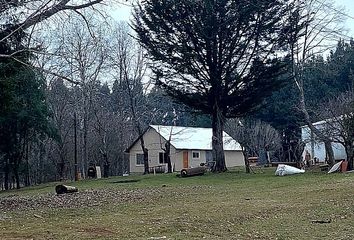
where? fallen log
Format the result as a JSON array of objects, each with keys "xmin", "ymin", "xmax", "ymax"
[
  {"xmin": 180, "ymin": 167, "xmax": 206, "ymax": 177},
  {"xmin": 55, "ymin": 184, "xmax": 78, "ymax": 194}
]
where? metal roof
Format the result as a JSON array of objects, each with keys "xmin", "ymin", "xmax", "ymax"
[{"xmin": 150, "ymin": 125, "xmax": 242, "ymax": 151}]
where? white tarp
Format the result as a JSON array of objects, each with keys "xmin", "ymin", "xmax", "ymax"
[
  {"xmin": 328, "ymin": 161, "xmax": 343, "ymax": 174},
  {"xmin": 275, "ymin": 164, "xmax": 305, "ymax": 176}
]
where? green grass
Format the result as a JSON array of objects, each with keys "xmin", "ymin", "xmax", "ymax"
[{"xmin": 1, "ymin": 168, "xmax": 354, "ymax": 240}]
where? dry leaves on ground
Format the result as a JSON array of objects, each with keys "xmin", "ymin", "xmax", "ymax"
[{"xmin": 0, "ymin": 188, "xmax": 162, "ymax": 211}]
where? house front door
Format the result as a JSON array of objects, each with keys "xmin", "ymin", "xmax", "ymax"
[{"xmin": 183, "ymin": 151, "xmax": 189, "ymax": 168}]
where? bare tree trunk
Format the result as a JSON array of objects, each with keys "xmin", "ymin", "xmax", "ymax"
[
  {"xmin": 288, "ymin": 2, "xmax": 341, "ymax": 167},
  {"xmin": 141, "ymin": 142, "xmax": 149, "ymax": 174},
  {"xmin": 212, "ymin": 103, "xmax": 227, "ymax": 172},
  {"xmin": 39, "ymin": 139, "xmax": 46, "ymax": 184},
  {"xmin": 98, "ymin": 131, "xmax": 110, "ymax": 178},
  {"xmin": 345, "ymin": 142, "xmax": 354, "ymax": 170},
  {"xmin": 102, "ymin": 142, "xmax": 110, "ymax": 178},
  {"xmin": 103, "ymin": 158, "xmax": 110, "ymax": 178},
  {"xmin": 83, "ymin": 110, "xmax": 88, "ymax": 178},
  {"xmin": 74, "ymin": 112, "xmax": 79, "ymax": 181},
  {"xmin": 14, "ymin": 166, "xmax": 20, "ymax": 189},
  {"xmin": 11, "ymin": 154, "xmax": 21, "ymax": 189},
  {"xmin": 143, "ymin": 151, "xmax": 148, "ymax": 174},
  {"xmin": 242, "ymin": 147, "xmax": 250, "ymax": 173},
  {"xmin": 130, "ymin": 92, "xmax": 149, "ymax": 174},
  {"xmin": 165, "ymin": 141, "xmax": 172, "ymax": 173},
  {"xmin": 25, "ymin": 142, "xmax": 30, "ymax": 186},
  {"xmin": 299, "ymin": 93, "xmax": 335, "ymax": 166},
  {"xmin": 324, "ymin": 141, "xmax": 335, "ymax": 166},
  {"xmin": 293, "ymin": 55, "xmax": 335, "ymax": 166},
  {"xmin": 58, "ymin": 141, "xmax": 66, "ymax": 180},
  {"xmin": 305, "ymin": 121, "xmax": 335, "ymax": 166},
  {"xmin": 4, "ymin": 158, "xmax": 9, "ymax": 190}
]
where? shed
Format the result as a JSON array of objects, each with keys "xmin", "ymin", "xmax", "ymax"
[{"xmin": 301, "ymin": 120, "xmax": 346, "ymax": 162}]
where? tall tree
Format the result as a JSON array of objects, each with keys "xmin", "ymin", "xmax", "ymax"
[
  {"xmin": 0, "ymin": 17, "xmax": 52, "ymax": 189},
  {"xmin": 0, "ymin": 62, "xmax": 51, "ymax": 189},
  {"xmin": 92, "ymin": 83, "xmax": 113, "ymax": 177},
  {"xmin": 47, "ymin": 78, "xmax": 73, "ymax": 180},
  {"xmin": 50, "ymin": 14, "xmax": 109, "ymax": 177},
  {"xmin": 254, "ymin": 73, "xmax": 304, "ymax": 163},
  {"xmin": 286, "ymin": 0, "xmax": 345, "ymax": 166},
  {"xmin": 133, "ymin": 0, "xmax": 303, "ymax": 171},
  {"xmin": 0, "ymin": 1, "xmax": 131, "ymax": 85},
  {"xmin": 226, "ymin": 118, "xmax": 281, "ymax": 173},
  {"xmin": 0, "ymin": 1, "xmax": 123, "ymax": 57},
  {"xmin": 326, "ymin": 39, "xmax": 354, "ymax": 93},
  {"xmin": 110, "ymin": 22, "xmax": 152, "ymax": 174}
]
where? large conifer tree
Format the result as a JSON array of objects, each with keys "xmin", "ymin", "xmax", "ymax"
[
  {"xmin": 0, "ymin": 13, "xmax": 51, "ymax": 189},
  {"xmin": 134, "ymin": 0, "xmax": 305, "ymax": 171}
]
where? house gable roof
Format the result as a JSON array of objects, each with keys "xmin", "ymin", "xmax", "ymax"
[
  {"xmin": 301, "ymin": 113, "xmax": 354, "ymax": 129},
  {"xmin": 150, "ymin": 125, "xmax": 242, "ymax": 151},
  {"xmin": 125, "ymin": 127, "xmax": 150, "ymax": 153}
]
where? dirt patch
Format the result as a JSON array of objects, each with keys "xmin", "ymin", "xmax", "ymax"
[{"xmin": 0, "ymin": 188, "xmax": 162, "ymax": 212}]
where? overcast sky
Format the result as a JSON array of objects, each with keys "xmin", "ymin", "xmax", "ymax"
[
  {"xmin": 335, "ymin": 0, "xmax": 354, "ymax": 37},
  {"xmin": 111, "ymin": 1, "xmax": 354, "ymax": 37}
]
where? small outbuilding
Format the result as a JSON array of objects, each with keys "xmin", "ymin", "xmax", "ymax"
[
  {"xmin": 301, "ymin": 120, "xmax": 346, "ymax": 163},
  {"xmin": 126, "ymin": 125, "xmax": 244, "ymax": 173}
]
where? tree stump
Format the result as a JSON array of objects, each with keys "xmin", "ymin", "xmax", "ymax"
[
  {"xmin": 180, "ymin": 167, "xmax": 206, "ymax": 177},
  {"xmin": 55, "ymin": 184, "xmax": 78, "ymax": 194}
]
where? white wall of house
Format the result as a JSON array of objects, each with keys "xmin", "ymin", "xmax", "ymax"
[
  {"xmin": 225, "ymin": 151, "xmax": 244, "ymax": 167},
  {"xmin": 174, "ymin": 150, "xmax": 184, "ymax": 171},
  {"xmin": 129, "ymin": 128, "xmax": 179, "ymax": 173},
  {"xmin": 188, "ymin": 150, "xmax": 206, "ymax": 168},
  {"xmin": 173, "ymin": 149, "xmax": 243, "ymax": 169}
]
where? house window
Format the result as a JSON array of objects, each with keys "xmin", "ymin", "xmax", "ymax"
[
  {"xmin": 136, "ymin": 153, "xmax": 145, "ymax": 165},
  {"xmin": 159, "ymin": 152, "xmax": 168, "ymax": 164},
  {"xmin": 192, "ymin": 151, "xmax": 200, "ymax": 159}
]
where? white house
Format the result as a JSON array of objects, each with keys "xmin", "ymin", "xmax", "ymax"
[
  {"xmin": 126, "ymin": 125, "xmax": 244, "ymax": 173},
  {"xmin": 301, "ymin": 120, "xmax": 346, "ymax": 162}
]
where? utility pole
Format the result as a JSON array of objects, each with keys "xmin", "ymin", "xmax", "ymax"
[{"xmin": 74, "ymin": 112, "xmax": 79, "ymax": 181}]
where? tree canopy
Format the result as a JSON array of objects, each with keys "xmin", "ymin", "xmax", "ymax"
[
  {"xmin": 0, "ymin": 56, "xmax": 51, "ymax": 189},
  {"xmin": 133, "ymin": 0, "xmax": 305, "ymax": 171}
]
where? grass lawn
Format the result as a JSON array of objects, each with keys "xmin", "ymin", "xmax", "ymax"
[{"xmin": 0, "ymin": 168, "xmax": 354, "ymax": 240}]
